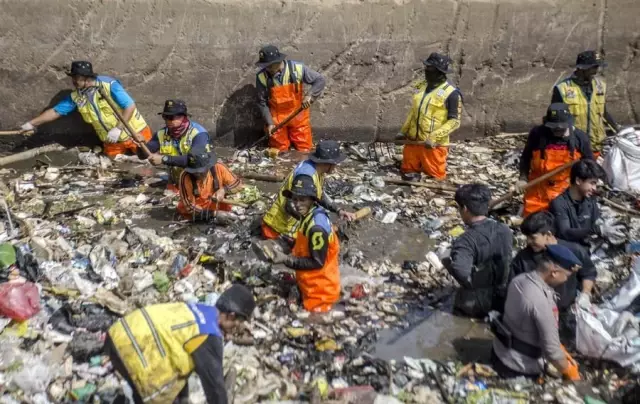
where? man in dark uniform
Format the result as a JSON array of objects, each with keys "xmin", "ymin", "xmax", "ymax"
[
  {"xmin": 510, "ymin": 211, "xmax": 596, "ymax": 344},
  {"xmin": 491, "ymin": 244, "xmax": 582, "ymax": 381},
  {"xmin": 515, "ymin": 103, "xmax": 594, "ymax": 217},
  {"xmin": 442, "ymin": 183, "xmax": 513, "ymax": 318},
  {"xmin": 550, "ymin": 159, "xmax": 627, "ymax": 246}
]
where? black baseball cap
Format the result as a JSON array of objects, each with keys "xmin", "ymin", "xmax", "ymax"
[
  {"xmin": 67, "ymin": 61, "xmax": 96, "ymax": 78},
  {"xmin": 216, "ymin": 284, "xmax": 256, "ymax": 319},
  {"xmin": 544, "ymin": 103, "xmax": 573, "ymax": 129},
  {"xmin": 185, "ymin": 148, "xmax": 216, "ymax": 174},
  {"xmin": 423, "ymin": 52, "xmax": 453, "ymax": 74},
  {"xmin": 282, "ymin": 175, "xmax": 318, "ymax": 200},
  {"xmin": 576, "ymin": 50, "xmax": 607, "ymax": 69},
  {"xmin": 256, "ymin": 45, "xmax": 287, "ymax": 69},
  {"xmin": 158, "ymin": 99, "xmax": 188, "ymax": 117},
  {"xmin": 545, "ymin": 244, "xmax": 582, "ymax": 272}
]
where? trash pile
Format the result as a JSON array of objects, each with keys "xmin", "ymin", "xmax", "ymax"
[{"xmin": 0, "ymin": 137, "xmax": 639, "ymax": 403}]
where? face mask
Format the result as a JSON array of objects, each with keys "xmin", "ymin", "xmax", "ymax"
[{"xmin": 425, "ymin": 70, "xmax": 444, "ymax": 84}]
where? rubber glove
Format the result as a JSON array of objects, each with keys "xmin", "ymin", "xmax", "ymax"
[
  {"xmin": 21, "ymin": 122, "xmax": 35, "ymax": 132},
  {"xmin": 106, "ymin": 127, "xmax": 123, "ymax": 143}
]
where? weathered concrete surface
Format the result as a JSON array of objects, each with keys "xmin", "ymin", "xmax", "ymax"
[{"xmin": 0, "ymin": 0, "xmax": 639, "ymax": 151}]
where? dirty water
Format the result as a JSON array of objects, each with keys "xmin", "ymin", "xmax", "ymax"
[{"xmin": 372, "ymin": 305, "xmax": 492, "ymax": 363}]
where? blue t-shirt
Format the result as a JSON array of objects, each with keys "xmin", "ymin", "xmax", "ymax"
[{"xmin": 53, "ymin": 75, "xmax": 134, "ymax": 116}]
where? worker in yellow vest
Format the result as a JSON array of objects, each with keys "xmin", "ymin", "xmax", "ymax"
[
  {"xmin": 21, "ymin": 61, "xmax": 152, "ymax": 158},
  {"xmin": 261, "ymin": 140, "xmax": 356, "ymax": 240},
  {"xmin": 397, "ymin": 53, "xmax": 462, "ymax": 181},
  {"xmin": 143, "ymin": 99, "xmax": 211, "ymax": 192},
  {"xmin": 105, "ymin": 284, "xmax": 255, "ymax": 404},
  {"xmin": 552, "ymin": 51, "xmax": 618, "ymax": 155},
  {"xmin": 268, "ymin": 176, "xmax": 341, "ymax": 313}
]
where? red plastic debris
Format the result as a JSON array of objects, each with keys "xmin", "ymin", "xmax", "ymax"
[{"xmin": 0, "ymin": 281, "xmax": 41, "ymax": 321}]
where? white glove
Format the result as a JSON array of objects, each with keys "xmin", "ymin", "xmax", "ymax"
[
  {"xmin": 106, "ymin": 127, "xmax": 123, "ymax": 143},
  {"xmin": 21, "ymin": 122, "xmax": 35, "ymax": 132},
  {"xmin": 576, "ymin": 292, "xmax": 591, "ymax": 309},
  {"xmin": 598, "ymin": 218, "xmax": 627, "ymax": 245},
  {"xmin": 514, "ymin": 178, "xmax": 528, "ymax": 194}
]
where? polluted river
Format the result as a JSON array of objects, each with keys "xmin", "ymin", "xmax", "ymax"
[{"xmin": 0, "ymin": 136, "xmax": 639, "ymax": 403}]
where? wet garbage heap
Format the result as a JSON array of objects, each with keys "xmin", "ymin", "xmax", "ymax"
[{"xmin": 0, "ymin": 140, "xmax": 639, "ymax": 403}]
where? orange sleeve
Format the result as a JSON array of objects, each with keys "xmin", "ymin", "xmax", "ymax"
[{"xmin": 216, "ymin": 163, "xmax": 242, "ymax": 193}]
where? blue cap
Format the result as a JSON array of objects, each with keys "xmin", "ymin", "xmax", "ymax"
[{"xmin": 545, "ymin": 244, "xmax": 582, "ymax": 271}]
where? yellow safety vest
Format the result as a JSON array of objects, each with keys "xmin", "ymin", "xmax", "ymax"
[
  {"xmin": 555, "ymin": 77, "xmax": 607, "ymax": 151},
  {"xmin": 70, "ymin": 78, "xmax": 147, "ymax": 143},
  {"xmin": 403, "ymin": 81, "xmax": 457, "ymax": 142},
  {"xmin": 108, "ymin": 303, "xmax": 218, "ymax": 404},
  {"xmin": 157, "ymin": 122, "xmax": 210, "ymax": 184},
  {"xmin": 263, "ymin": 160, "xmax": 324, "ymax": 236},
  {"xmin": 257, "ymin": 60, "xmax": 304, "ymax": 88}
]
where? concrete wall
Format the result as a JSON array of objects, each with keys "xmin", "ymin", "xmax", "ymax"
[{"xmin": 0, "ymin": 0, "xmax": 638, "ymax": 151}]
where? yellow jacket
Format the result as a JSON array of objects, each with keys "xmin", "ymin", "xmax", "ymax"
[
  {"xmin": 108, "ymin": 303, "xmax": 221, "ymax": 404},
  {"xmin": 401, "ymin": 81, "xmax": 460, "ymax": 144},
  {"xmin": 555, "ymin": 77, "xmax": 607, "ymax": 151},
  {"xmin": 69, "ymin": 76, "xmax": 147, "ymax": 143},
  {"xmin": 263, "ymin": 160, "xmax": 323, "ymax": 236}
]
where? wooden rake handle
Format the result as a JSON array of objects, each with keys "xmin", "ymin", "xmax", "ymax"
[
  {"xmin": 489, "ymin": 159, "xmax": 580, "ymax": 209},
  {"xmin": 97, "ymin": 86, "xmax": 152, "ymax": 157}
]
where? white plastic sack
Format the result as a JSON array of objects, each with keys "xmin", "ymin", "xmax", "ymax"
[
  {"xmin": 603, "ymin": 128, "xmax": 640, "ymax": 191},
  {"xmin": 602, "ymin": 257, "xmax": 640, "ymax": 312},
  {"xmin": 576, "ymin": 306, "xmax": 640, "ymax": 367}
]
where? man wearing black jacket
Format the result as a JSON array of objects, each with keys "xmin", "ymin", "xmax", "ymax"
[
  {"xmin": 442, "ymin": 183, "xmax": 513, "ymax": 318},
  {"xmin": 550, "ymin": 159, "xmax": 626, "ymax": 246}
]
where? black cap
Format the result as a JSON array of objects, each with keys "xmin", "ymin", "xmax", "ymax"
[
  {"xmin": 256, "ymin": 45, "xmax": 287, "ymax": 68},
  {"xmin": 158, "ymin": 99, "xmax": 188, "ymax": 117},
  {"xmin": 576, "ymin": 50, "xmax": 607, "ymax": 69},
  {"xmin": 185, "ymin": 147, "xmax": 216, "ymax": 174},
  {"xmin": 67, "ymin": 61, "xmax": 96, "ymax": 78},
  {"xmin": 282, "ymin": 175, "xmax": 318, "ymax": 200},
  {"xmin": 544, "ymin": 103, "xmax": 573, "ymax": 129},
  {"xmin": 308, "ymin": 140, "xmax": 346, "ymax": 165},
  {"xmin": 423, "ymin": 52, "xmax": 453, "ymax": 74},
  {"xmin": 545, "ymin": 244, "xmax": 582, "ymax": 272},
  {"xmin": 216, "ymin": 284, "xmax": 256, "ymax": 319}
]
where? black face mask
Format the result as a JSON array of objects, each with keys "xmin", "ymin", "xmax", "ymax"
[{"xmin": 425, "ymin": 70, "xmax": 445, "ymax": 84}]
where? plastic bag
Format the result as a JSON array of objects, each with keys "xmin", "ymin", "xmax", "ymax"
[
  {"xmin": 603, "ymin": 129, "xmax": 640, "ymax": 191},
  {"xmin": 576, "ymin": 306, "xmax": 640, "ymax": 367},
  {"xmin": 0, "ymin": 281, "xmax": 41, "ymax": 321},
  {"xmin": 12, "ymin": 355, "xmax": 58, "ymax": 394},
  {"xmin": 602, "ymin": 257, "xmax": 640, "ymax": 312}
]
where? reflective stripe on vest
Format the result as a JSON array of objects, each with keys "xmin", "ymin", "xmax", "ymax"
[
  {"xmin": 158, "ymin": 123, "xmax": 210, "ymax": 184},
  {"xmin": 107, "ymin": 303, "xmax": 221, "ymax": 404},
  {"xmin": 407, "ymin": 81, "xmax": 457, "ymax": 141},
  {"xmin": 555, "ymin": 77, "xmax": 606, "ymax": 150},
  {"xmin": 292, "ymin": 206, "xmax": 341, "ymax": 312},
  {"xmin": 263, "ymin": 161, "xmax": 323, "ymax": 236},
  {"xmin": 70, "ymin": 77, "xmax": 147, "ymax": 143},
  {"xmin": 257, "ymin": 60, "xmax": 304, "ymax": 91}
]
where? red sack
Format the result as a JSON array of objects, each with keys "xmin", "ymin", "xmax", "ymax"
[{"xmin": 0, "ymin": 282, "xmax": 41, "ymax": 321}]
